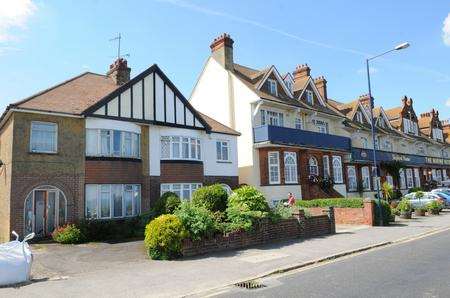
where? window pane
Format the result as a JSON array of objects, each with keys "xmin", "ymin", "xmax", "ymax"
[
  {"xmin": 113, "ymin": 131, "xmax": 122, "ymax": 156},
  {"xmin": 216, "ymin": 141, "xmax": 222, "ymax": 160},
  {"xmin": 172, "ymin": 137, "xmax": 180, "ymax": 158},
  {"xmin": 197, "ymin": 140, "xmax": 201, "ymax": 160},
  {"xmin": 24, "ymin": 193, "xmax": 33, "ymax": 234},
  {"xmin": 183, "ymin": 184, "xmax": 190, "ymax": 200},
  {"xmin": 123, "ymin": 132, "xmax": 132, "ymax": 157},
  {"xmin": 172, "ymin": 184, "xmax": 181, "ymax": 198},
  {"xmin": 134, "ymin": 185, "xmax": 141, "ymax": 215},
  {"xmin": 124, "ymin": 185, "xmax": 133, "ymax": 216},
  {"xmin": 86, "ymin": 185, "xmax": 98, "ymax": 219},
  {"xmin": 222, "ymin": 144, "xmax": 228, "ymax": 161},
  {"xmin": 182, "ymin": 137, "xmax": 190, "ymax": 159},
  {"xmin": 190, "ymin": 138, "xmax": 196, "ymax": 159},
  {"xmin": 86, "ymin": 129, "xmax": 98, "ymax": 156},
  {"xmin": 58, "ymin": 192, "xmax": 66, "ymax": 226},
  {"xmin": 100, "ymin": 130, "xmax": 111, "ymax": 155},
  {"xmin": 161, "ymin": 137, "xmax": 170, "ymax": 159},
  {"xmin": 112, "ymin": 185, "xmax": 122, "ymax": 217},
  {"xmin": 133, "ymin": 134, "xmax": 140, "ymax": 157},
  {"xmin": 100, "ymin": 185, "xmax": 110, "ymax": 218},
  {"xmin": 31, "ymin": 122, "xmax": 57, "ymax": 152}
]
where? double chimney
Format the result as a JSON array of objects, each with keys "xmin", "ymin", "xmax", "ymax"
[
  {"xmin": 210, "ymin": 33, "xmax": 234, "ymax": 70},
  {"xmin": 107, "ymin": 57, "xmax": 131, "ymax": 85}
]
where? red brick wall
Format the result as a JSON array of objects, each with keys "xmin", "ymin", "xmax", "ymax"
[
  {"xmin": 160, "ymin": 161, "xmax": 204, "ymax": 183},
  {"xmin": 85, "ymin": 159, "xmax": 143, "ymax": 184},
  {"xmin": 307, "ymin": 200, "xmax": 375, "ymax": 226},
  {"xmin": 182, "ymin": 211, "xmax": 334, "ymax": 257}
]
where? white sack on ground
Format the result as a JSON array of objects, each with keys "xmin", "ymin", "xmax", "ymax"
[{"xmin": 0, "ymin": 232, "xmax": 34, "ymax": 286}]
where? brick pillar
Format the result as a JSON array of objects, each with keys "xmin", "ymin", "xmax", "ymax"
[
  {"xmin": 327, "ymin": 207, "xmax": 336, "ymax": 234},
  {"xmin": 292, "ymin": 207, "xmax": 306, "ymax": 237},
  {"xmin": 363, "ymin": 199, "xmax": 375, "ymax": 226}
]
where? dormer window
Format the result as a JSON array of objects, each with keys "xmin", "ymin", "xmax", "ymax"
[
  {"xmin": 432, "ymin": 128, "xmax": 443, "ymax": 141},
  {"xmin": 268, "ymin": 79, "xmax": 278, "ymax": 96},
  {"xmin": 306, "ymin": 90, "xmax": 314, "ymax": 105},
  {"xmin": 285, "ymin": 80, "xmax": 293, "ymax": 93},
  {"xmin": 403, "ymin": 118, "xmax": 418, "ymax": 135},
  {"xmin": 356, "ymin": 111, "xmax": 363, "ymax": 123}
]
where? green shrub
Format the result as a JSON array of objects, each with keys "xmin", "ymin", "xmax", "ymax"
[
  {"xmin": 296, "ymin": 198, "xmax": 364, "ymax": 209},
  {"xmin": 408, "ymin": 187, "xmax": 423, "ymax": 194},
  {"xmin": 426, "ymin": 201, "xmax": 442, "ymax": 213},
  {"xmin": 144, "ymin": 214, "xmax": 187, "ymax": 260},
  {"xmin": 191, "ymin": 184, "xmax": 228, "ymax": 212},
  {"xmin": 52, "ymin": 224, "xmax": 85, "ymax": 244},
  {"xmin": 372, "ymin": 199, "xmax": 392, "ymax": 226},
  {"xmin": 153, "ymin": 192, "xmax": 181, "ymax": 216},
  {"xmin": 381, "ymin": 182, "xmax": 394, "ymax": 201},
  {"xmin": 397, "ymin": 198, "xmax": 412, "ymax": 213},
  {"xmin": 174, "ymin": 202, "xmax": 216, "ymax": 241},
  {"xmin": 226, "ymin": 186, "xmax": 270, "ymax": 232},
  {"xmin": 269, "ymin": 203, "xmax": 293, "ymax": 223}
]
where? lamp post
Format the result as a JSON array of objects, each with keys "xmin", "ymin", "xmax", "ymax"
[{"xmin": 365, "ymin": 42, "xmax": 410, "ymax": 225}]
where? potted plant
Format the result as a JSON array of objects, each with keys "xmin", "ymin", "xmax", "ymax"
[
  {"xmin": 397, "ymin": 198, "xmax": 412, "ymax": 219},
  {"xmin": 381, "ymin": 182, "xmax": 394, "ymax": 202},
  {"xmin": 426, "ymin": 201, "xmax": 442, "ymax": 215},
  {"xmin": 414, "ymin": 206, "xmax": 426, "ymax": 217}
]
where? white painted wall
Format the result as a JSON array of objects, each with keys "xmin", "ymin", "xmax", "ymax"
[
  {"xmin": 85, "ymin": 117, "xmax": 141, "ymax": 133},
  {"xmin": 260, "ymin": 185, "xmax": 302, "ymax": 205},
  {"xmin": 333, "ymin": 184, "xmax": 347, "ymax": 197},
  {"xmin": 148, "ymin": 125, "xmax": 238, "ymax": 177}
]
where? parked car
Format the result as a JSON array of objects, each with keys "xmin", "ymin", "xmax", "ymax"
[
  {"xmin": 442, "ymin": 180, "xmax": 450, "ymax": 187},
  {"xmin": 403, "ymin": 192, "xmax": 443, "ymax": 210},
  {"xmin": 431, "ymin": 188, "xmax": 450, "ymax": 207}
]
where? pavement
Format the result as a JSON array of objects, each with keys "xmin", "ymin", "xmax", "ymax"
[
  {"xmin": 1, "ymin": 211, "xmax": 450, "ymax": 298},
  {"xmin": 216, "ymin": 228, "xmax": 450, "ymax": 298}
]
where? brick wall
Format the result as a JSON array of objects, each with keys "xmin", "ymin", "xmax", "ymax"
[
  {"xmin": 85, "ymin": 159, "xmax": 143, "ymax": 184},
  {"xmin": 160, "ymin": 161, "xmax": 204, "ymax": 183},
  {"xmin": 307, "ymin": 200, "xmax": 375, "ymax": 226},
  {"xmin": 182, "ymin": 209, "xmax": 334, "ymax": 257}
]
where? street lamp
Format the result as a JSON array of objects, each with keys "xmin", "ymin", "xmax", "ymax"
[{"xmin": 365, "ymin": 42, "xmax": 410, "ymax": 225}]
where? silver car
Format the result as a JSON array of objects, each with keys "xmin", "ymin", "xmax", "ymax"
[
  {"xmin": 431, "ymin": 188, "xmax": 450, "ymax": 207},
  {"xmin": 403, "ymin": 192, "xmax": 441, "ymax": 209}
]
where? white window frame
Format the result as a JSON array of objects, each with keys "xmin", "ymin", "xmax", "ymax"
[
  {"xmin": 356, "ymin": 111, "xmax": 363, "ymax": 123},
  {"xmin": 267, "ymin": 79, "xmax": 278, "ymax": 96},
  {"xmin": 386, "ymin": 175, "xmax": 394, "ymax": 187},
  {"xmin": 268, "ymin": 151, "xmax": 280, "ymax": 184},
  {"xmin": 314, "ymin": 119, "xmax": 329, "ymax": 134},
  {"xmin": 372, "ymin": 166, "xmax": 380, "ymax": 191},
  {"xmin": 399, "ymin": 169, "xmax": 406, "ymax": 189},
  {"xmin": 305, "ymin": 90, "xmax": 314, "ymax": 105},
  {"xmin": 160, "ymin": 136, "xmax": 201, "ymax": 161},
  {"xmin": 216, "ymin": 140, "xmax": 230, "ymax": 162},
  {"xmin": 295, "ymin": 117, "xmax": 303, "ymax": 130},
  {"xmin": 323, "ymin": 156, "xmax": 330, "ymax": 178},
  {"xmin": 309, "ymin": 157, "xmax": 319, "ymax": 176},
  {"xmin": 432, "ymin": 128, "xmax": 443, "ymax": 141},
  {"xmin": 414, "ymin": 168, "xmax": 421, "ymax": 187},
  {"xmin": 361, "ymin": 166, "xmax": 371, "ymax": 191},
  {"xmin": 30, "ymin": 121, "xmax": 58, "ymax": 153},
  {"xmin": 85, "ymin": 184, "xmax": 141, "ymax": 220},
  {"xmin": 86, "ymin": 128, "xmax": 141, "ymax": 158},
  {"xmin": 332, "ymin": 156, "xmax": 343, "ymax": 183},
  {"xmin": 284, "ymin": 152, "xmax": 298, "ymax": 184},
  {"xmin": 405, "ymin": 168, "xmax": 414, "ymax": 189},
  {"xmin": 160, "ymin": 183, "xmax": 202, "ymax": 200},
  {"xmin": 347, "ymin": 166, "xmax": 357, "ymax": 191}
]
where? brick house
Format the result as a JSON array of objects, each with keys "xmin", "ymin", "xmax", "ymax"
[
  {"xmin": 0, "ymin": 59, "xmax": 239, "ymax": 241},
  {"xmin": 190, "ymin": 34, "xmax": 351, "ymax": 204}
]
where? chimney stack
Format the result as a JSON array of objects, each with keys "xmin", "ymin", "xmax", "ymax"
[
  {"xmin": 358, "ymin": 94, "xmax": 372, "ymax": 109},
  {"xmin": 107, "ymin": 58, "xmax": 131, "ymax": 85},
  {"xmin": 293, "ymin": 64, "xmax": 310, "ymax": 81},
  {"xmin": 210, "ymin": 33, "xmax": 234, "ymax": 70},
  {"xmin": 314, "ymin": 76, "xmax": 327, "ymax": 101}
]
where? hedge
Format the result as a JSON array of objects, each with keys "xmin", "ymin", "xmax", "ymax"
[{"xmin": 296, "ymin": 198, "xmax": 364, "ymax": 209}]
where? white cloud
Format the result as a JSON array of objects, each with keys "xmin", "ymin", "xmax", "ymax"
[
  {"xmin": 443, "ymin": 13, "xmax": 450, "ymax": 46},
  {"xmin": 0, "ymin": 0, "xmax": 36, "ymax": 42},
  {"xmin": 446, "ymin": 98, "xmax": 450, "ymax": 107},
  {"xmin": 357, "ymin": 67, "xmax": 378, "ymax": 75}
]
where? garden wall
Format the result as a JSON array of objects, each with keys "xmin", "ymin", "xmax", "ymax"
[
  {"xmin": 182, "ymin": 209, "xmax": 334, "ymax": 257},
  {"xmin": 307, "ymin": 200, "xmax": 374, "ymax": 226}
]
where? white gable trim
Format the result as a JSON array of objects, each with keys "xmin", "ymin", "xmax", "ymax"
[
  {"xmin": 296, "ymin": 78, "xmax": 326, "ymax": 107},
  {"xmin": 256, "ymin": 65, "xmax": 294, "ymax": 98},
  {"xmin": 378, "ymin": 107, "xmax": 395, "ymax": 130},
  {"xmin": 351, "ymin": 102, "xmax": 372, "ymax": 125}
]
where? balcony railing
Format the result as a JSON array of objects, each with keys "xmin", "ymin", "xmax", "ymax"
[{"xmin": 253, "ymin": 125, "xmax": 351, "ymax": 151}]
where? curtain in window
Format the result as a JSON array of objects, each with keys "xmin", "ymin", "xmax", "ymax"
[
  {"xmin": 284, "ymin": 152, "xmax": 297, "ymax": 183},
  {"xmin": 332, "ymin": 156, "xmax": 343, "ymax": 183}
]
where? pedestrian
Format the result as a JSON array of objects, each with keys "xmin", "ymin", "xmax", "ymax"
[{"xmin": 287, "ymin": 192, "xmax": 296, "ymax": 206}]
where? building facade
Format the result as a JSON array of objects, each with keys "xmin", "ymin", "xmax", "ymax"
[
  {"xmin": 190, "ymin": 34, "xmax": 450, "ymax": 205},
  {"xmin": 0, "ymin": 59, "xmax": 239, "ymax": 241}
]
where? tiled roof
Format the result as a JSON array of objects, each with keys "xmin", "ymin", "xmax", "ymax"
[
  {"xmin": 198, "ymin": 112, "xmax": 240, "ymax": 136},
  {"xmin": 11, "ymin": 72, "xmax": 118, "ymax": 115},
  {"xmin": 384, "ymin": 106, "xmax": 402, "ymax": 120},
  {"xmin": 418, "ymin": 116, "xmax": 431, "ymax": 129}
]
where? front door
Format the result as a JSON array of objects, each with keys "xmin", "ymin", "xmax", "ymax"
[{"xmin": 34, "ymin": 190, "xmax": 46, "ymax": 237}]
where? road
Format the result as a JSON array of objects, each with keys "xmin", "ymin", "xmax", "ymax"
[{"xmin": 215, "ymin": 229, "xmax": 450, "ymax": 298}]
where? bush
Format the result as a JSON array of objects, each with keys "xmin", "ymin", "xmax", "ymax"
[
  {"xmin": 426, "ymin": 201, "xmax": 442, "ymax": 214},
  {"xmin": 397, "ymin": 198, "xmax": 412, "ymax": 213},
  {"xmin": 174, "ymin": 202, "xmax": 216, "ymax": 241},
  {"xmin": 269, "ymin": 203, "xmax": 293, "ymax": 223},
  {"xmin": 144, "ymin": 214, "xmax": 187, "ymax": 260},
  {"xmin": 296, "ymin": 198, "xmax": 364, "ymax": 209},
  {"xmin": 191, "ymin": 184, "xmax": 228, "ymax": 212},
  {"xmin": 408, "ymin": 187, "xmax": 423, "ymax": 194},
  {"xmin": 226, "ymin": 186, "xmax": 270, "ymax": 232},
  {"xmin": 372, "ymin": 199, "xmax": 392, "ymax": 226},
  {"xmin": 52, "ymin": 224, "xmax": 85, "ymax": 244},
  {"xmin": 153, "ymin": 192, "xmax": 181, "ymax": 216}
]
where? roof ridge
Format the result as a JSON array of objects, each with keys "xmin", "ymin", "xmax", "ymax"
[
  {"xmin": 197, "ymin": 111, "xmax": 240, "ymax": 135},
  {"xmin": 10, "ymin": 72, "xmax": 108, "ymax": 108}
]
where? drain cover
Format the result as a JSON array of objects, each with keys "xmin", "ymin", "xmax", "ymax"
[{"xmin": 234, "ymin": 280, "xmax": 266, "ymax": 290}]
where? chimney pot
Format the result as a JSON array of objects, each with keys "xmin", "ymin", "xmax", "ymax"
[
  {"xmin": 210, "ymin": 33, "xmax": 234, "ymax": 70},
  {"xmin": 107, "ymin": 58, "xmax": 131, "ymax": 85},
  {"xmin": 293, "ymin": 64, "xmax": 311, "ymax": 81}
]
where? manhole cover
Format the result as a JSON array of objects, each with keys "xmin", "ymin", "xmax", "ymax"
[{"xmin": 234, "ymin": 280, "xmax": 266, "ymax": 290}]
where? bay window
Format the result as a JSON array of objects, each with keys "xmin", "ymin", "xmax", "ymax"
[
  {"xmin": 161, "ymin": 136, "xmax": 201, "ymax": 161},
  {"xmin": 284, "ymin": 152, "xmax": 298, "ymax": 184},
  {"xmin": 161, "ymin": 183, "xmax": 202, "ymax": 200},
  {"xmin": 85, "ymin": 184, "xmax": 141, "ymax": 219},
  {"xmin": 30, "ymin": 121, "xmax": 58, "ymax": 153},
  {"xmin": 261, "ymin": 110, "xmax": 284, "ymax": 127},
  {"xmin": 347, "ymin": 166, "xmax": 357, "ymax": 191},
  {"xmin": 86, "ymin": 129, "xmax": 140, "ymax": 158}
]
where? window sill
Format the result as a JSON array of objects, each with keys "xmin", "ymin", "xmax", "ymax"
[
  {"xmin": 216, "ymin": 160, "xmax": 232, "ymax": 164},
  {"xmin": 161, "ymin": 159, "xmax": 203, "ymax": 164},
  {"xmin": 29, "ymin": 151, "xmax": 58, "ymax": 155},
  {"xmin": 86, "ymin": 156, "xmax": 142, "ymax": 162}
]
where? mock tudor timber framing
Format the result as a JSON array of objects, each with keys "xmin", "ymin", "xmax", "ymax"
[{"xmin": 83, "ymin": 64, "xmax": 211, "ymax": 131}]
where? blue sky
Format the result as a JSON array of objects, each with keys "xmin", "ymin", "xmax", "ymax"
[{"xmin": 1, "ymin": 0, "xmax": 449, "ymax": 119}]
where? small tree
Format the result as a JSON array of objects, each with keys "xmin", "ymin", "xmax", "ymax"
[{"xmin": 381, "ymin": 161, "xmax": 405, "ymax": 192}]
